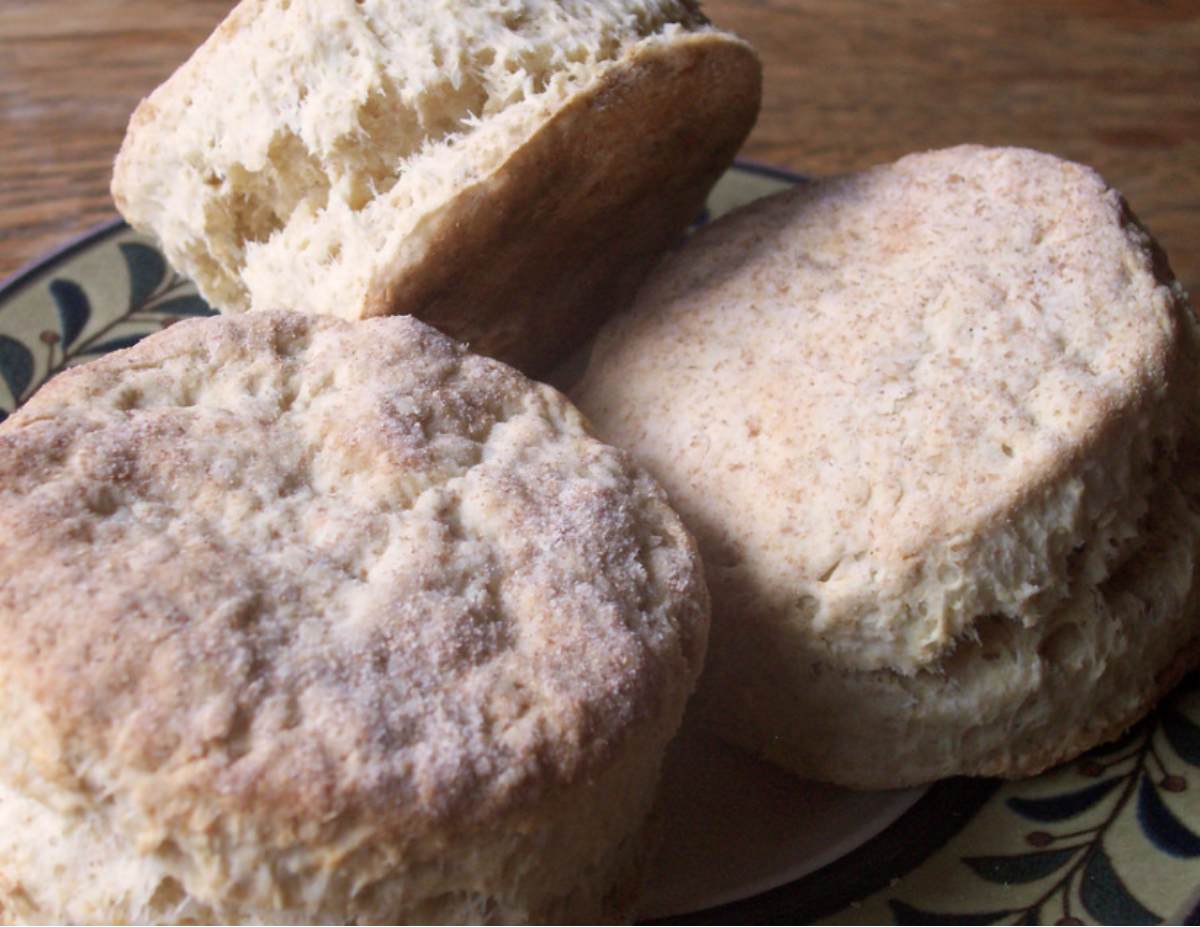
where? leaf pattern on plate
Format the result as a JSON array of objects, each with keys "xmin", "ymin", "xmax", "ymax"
[
  {"xmin": 1006, "ymin": 778, "xmax": 1123, "ymax": 823},
  {"xmin": 75, "ymin": 334, "xmax": 152, "ymax": 356},
  {"xmin": 1079, "ymin": 846, "xmax": 1161, "ymax": 925},
  {"xmin": 0, "ymin": 334, "xmax": 34, "ymax": 405},
  {"xmin": 1137, "ymin": 776, "xmax": 1200, "ymax": 858},
  {"xmin": 152, "ymin": 295, "xmax": 215, "ymax": 317},
  {"xmin": 1162, "ymin": 709, "xmax": 1200, "ymax": 768},
  {"xmin": 0, "ymin": 231, "xmax": 215, "ymax": 419},
  {"xmin": 884, "ymin": 677, "xmax": 1200, "ymax": 925},
  {"xmin": 49, "ymin": 278, "xmax": 90, "ymax": 347},
  {"xmin": 963, "ymin": 847, "xmax": 1081, "ymax": 885},
  {"xmin": 889, "ymin": 899, "xmax": 1019, "ymax": 924},
  {"xmin": 119, "ymin": 241, "xmax": 167, "ymax": 309}
]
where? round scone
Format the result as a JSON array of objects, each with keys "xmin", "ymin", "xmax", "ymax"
[
  {"xmin": 573, "ymin": 145, "xmax": 1200, "ymax": 788},
  {"xmin": 0, "ymin": 313, "xmax": 708, "ymax": 923},
  {"xmin": 111, "ymin": 0, "xmax": 761, "ymax": 374}
]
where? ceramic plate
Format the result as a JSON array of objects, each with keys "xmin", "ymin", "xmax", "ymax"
[{"xmin": 2, "ymin": 163, "xmax": 1199, "ymax": 925}]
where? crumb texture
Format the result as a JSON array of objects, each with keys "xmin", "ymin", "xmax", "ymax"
[
  {"xmin": 111, "ymin": 0, "xmax": 761, "ymax": 375},
  {"xmin": 0, "ymin": 312, "xmax": 708, "ymax": 922},
  {"xmin": 115, "ymin": 0, "xmax": 705, "ymax": 311}
]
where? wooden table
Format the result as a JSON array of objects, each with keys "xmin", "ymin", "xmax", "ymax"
[{"xmin": 1, "ymin": 0, "xmax": 1197, "ymax": 292}]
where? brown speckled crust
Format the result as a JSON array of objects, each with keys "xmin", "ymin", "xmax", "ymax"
[
  {"xmin": 0, "ymin": 312, "xmax": 709, "ymax": 923},
  {"xmin": 575, "ymin": 145, "xmax": 1200, "ymax": 788}
]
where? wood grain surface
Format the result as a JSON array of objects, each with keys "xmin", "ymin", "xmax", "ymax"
[{"xmin": 1, "ymin": 0, "xmax": 1197, "ymax": 292}]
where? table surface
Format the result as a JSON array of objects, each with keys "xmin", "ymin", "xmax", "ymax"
[{"xmin": 1, "ymin": 0, "xmax": 1197, "ymax": 294}]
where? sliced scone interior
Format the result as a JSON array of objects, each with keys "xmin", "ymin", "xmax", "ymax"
[{"xmin": 113, "ymin": 0, "xmax": 761, "ymax": 371}]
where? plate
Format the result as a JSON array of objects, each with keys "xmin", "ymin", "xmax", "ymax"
[{"xmin": 2, "ymin": 163, "xmax": 1199, "ymax": 925}]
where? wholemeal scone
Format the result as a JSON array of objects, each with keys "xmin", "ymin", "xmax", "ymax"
[
  {"xmin": 573, "ymin": 145, "xmax": 1200, "ymax": 788},
  {"xmin": 111, "ymin": 0, "xmax": 760, "ymax": 374},
  {"xmin": 0, "ymin": 312, "xmax": 709, "ymax": 923}
]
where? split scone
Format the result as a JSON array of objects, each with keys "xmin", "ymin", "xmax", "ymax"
[
  {"xmin": 0, "ymin": 313, "xmax": 709, "ymax": 923},
  {"xmin": 111, "ymin": 0, "xmax": 761, "ymax": 374},
  {"xmin": 574, "ymin": 146, "xmax": 1200, "ymax": 788}
]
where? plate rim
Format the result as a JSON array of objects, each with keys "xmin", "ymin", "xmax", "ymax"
[{"xmin": 0, "ymin": 216, "xmax": 126, "ymax": 304}]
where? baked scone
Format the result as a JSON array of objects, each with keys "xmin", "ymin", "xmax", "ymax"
[
  {"xmin": 111, "ymin": 0, "xmax": 761, "ymax": 374},
  {"xmin": 574, "ymin": 145, "xmax": 1200, "ymax": 788},
  {"xmin": 0, "ymin": 312, "xmax": 709, "ymax": 923}
]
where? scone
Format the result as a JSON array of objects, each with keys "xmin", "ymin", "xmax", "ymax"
[
  {"xmin": 574, "ymin": 145, "xmax": 1200, "ymax": 788},
  {"xmin": 0, "ymin": 312, "xmax": 709, "ymax": 923},
  {"xmin": 111, "ymin": 0, "xmax": 761, "ymax": 374}
]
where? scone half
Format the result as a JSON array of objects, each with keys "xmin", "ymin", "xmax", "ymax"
[
  {"xmin": 574, "ymin": 145, "xmax": 1200, "ymax": 788},
  {"xmin": 111, "ymin": 0, "xmax": 761, "ymax": 374},
  {"xmin": 0, "ymin": 312, "xmax": 709, "ymax": 923}
]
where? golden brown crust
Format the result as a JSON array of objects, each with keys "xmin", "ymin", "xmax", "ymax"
[{"xmin": 365, "ymin": 33, "xmax": 761, "ymax": 374}]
